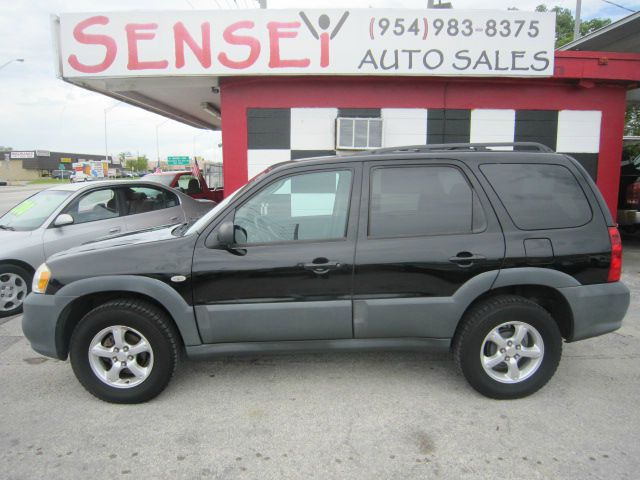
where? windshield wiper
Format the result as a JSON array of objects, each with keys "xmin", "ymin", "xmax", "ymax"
[{"xmin": 0, "ymin": 224, "xmax": 15, "ymax": 231}]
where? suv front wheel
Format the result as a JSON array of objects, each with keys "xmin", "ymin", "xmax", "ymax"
[
  {"xmin": 69, "ymin": 299, "xmax": 179, "ymax": 403},
  {"xmin": 453, "ymin": 295, "xmax": 562, "ymax": 399}
]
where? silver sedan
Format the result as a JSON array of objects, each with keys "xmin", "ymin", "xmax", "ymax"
[{"xmin": 0, "ymin": 180, "xmax": 215, "ymax": 317}]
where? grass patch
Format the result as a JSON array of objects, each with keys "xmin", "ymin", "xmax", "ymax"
[{"xmin": 28, "ymin": 178, "xmax": 70, "ymax": 185}]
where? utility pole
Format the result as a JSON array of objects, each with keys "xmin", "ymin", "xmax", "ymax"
[
  {"xmin": 574, "ymin": 0, "xmax": 582, "ymax": 40},
  {"xmin": 104, "ymin": 101, "xmax": 120, "ymax": 164},
  {"xmin": 155, "ymin": 119, "xmax": 170, "ymax": 170}
]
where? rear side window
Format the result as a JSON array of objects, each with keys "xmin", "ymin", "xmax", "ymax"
[
  {"xmin": 369, "ymin": 166, "xmax": 485, "ymax": 237},
  {"xmin": 480, "ymin": 163, "xmax": 592, "ymax": 230},
  {"xmin": 122, "ymin": 186, "xmax": 179, "ymax": 215}
]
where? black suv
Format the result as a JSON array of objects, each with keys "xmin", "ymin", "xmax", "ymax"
[{"xmin": 22, "ymin": 143, "xmax": 630, "ymax": 403}]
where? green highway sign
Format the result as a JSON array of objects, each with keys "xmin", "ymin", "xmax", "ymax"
[{"xmin": 167, "ymin": 156, "xmax": 190, "ymax": 166}]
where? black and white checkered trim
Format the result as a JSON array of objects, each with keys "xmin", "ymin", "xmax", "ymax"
[{"xmin": 246, "ymin": 107, "xmax": 602, "ymax": 179}]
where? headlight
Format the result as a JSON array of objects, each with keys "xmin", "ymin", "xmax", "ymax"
[{"xmin": 32, "ymin": 263, "xmax": 51, "ymax": 294}]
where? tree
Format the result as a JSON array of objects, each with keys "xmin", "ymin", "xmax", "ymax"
[
  {"xmin": 124, "ymin": 155, "xmax": 149, "ymax": 172},
  {"xmin": 535, "ymin": 5, "xmax": 611, "ymax": 48},
  {"xmin": 626, "ymin": 105, "xmax": 640, "ymax": 137}
]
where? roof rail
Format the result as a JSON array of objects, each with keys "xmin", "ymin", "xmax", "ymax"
[{"xmin": 369, "ymin": 142, "xmax": 554, "ymax": 154}]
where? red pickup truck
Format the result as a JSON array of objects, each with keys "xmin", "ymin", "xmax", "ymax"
[{"xmin": 143, "ymin": 171, "xmax": 224, "ymax": 203}]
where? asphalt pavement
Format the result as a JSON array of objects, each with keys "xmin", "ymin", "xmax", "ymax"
[{"xmin": 0, "ymin": 185, "xmax": 639, "ymax": 479}]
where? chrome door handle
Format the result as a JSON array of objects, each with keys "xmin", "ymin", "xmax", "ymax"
[
  {"xmin": 448, "ymin": 252, "xmax": 486, "ymax": 267},
  {"xmin": 301, "ymin": 260, "xmax": 341, "ymax": 275},
  {"xmin": 109, "ymin": 227, "xmax": 121, "ymax": 234},
  {"xmin": 169, "ymin": 216, "xmax": 179, "ymax": 222}
]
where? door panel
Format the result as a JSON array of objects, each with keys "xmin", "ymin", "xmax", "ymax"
[
  {"xmin": 353, "ymin": 162, "xmax": 505, "ymax": 339},
  {"xmin": 195, "ymin": 301, "xmax": 352, "ymax": 344},
  {"xmin": 191, "ymin": 165, "xmax": 361, "ymax": 344},
  {"xmin": 43, "ymin": 217, "xmax": 126, "ymax": 258},
  {"xmin": 124, "ymin": 205, "xmax": 184, "ymax": 231}
]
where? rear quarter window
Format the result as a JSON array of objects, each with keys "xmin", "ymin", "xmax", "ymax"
[{"xmin": 480, "ymin": 163, "xmax": 592, "ymax": 230}]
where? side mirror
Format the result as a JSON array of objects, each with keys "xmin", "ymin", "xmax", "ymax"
[
  {"xmin": 217, "ymin": 220, "xmax": 235, "ymax": 246},
  {"xmin": 205, "ymin": 220, "xmax": 248, "ymax": 251},
  {"xmin": 53, "ymin": 213, "xmax": 74, "ymax": 227},
  {"xmin": 205, "ymin": 220, "xmax": 234, "ymax": 249}
]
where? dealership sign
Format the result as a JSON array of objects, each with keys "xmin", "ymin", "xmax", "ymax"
[
  {"xmin": 10, "ymin": 151, "xmax": 35, "ymax": 159},
  {"xmin": 57, "ymin": 9, "xmax": 555, "ymax": 78}
]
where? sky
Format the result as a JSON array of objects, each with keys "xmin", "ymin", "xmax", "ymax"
[{"xmin": 0, "ymin": 0, "xmax": 636, "ymax": 164}]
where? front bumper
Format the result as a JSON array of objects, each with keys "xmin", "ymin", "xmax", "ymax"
[
  {"xmin": 22, "ymin": 293, "xmax": 77, "ymax": 360},
  {"xmin": 560, "ymin": 281, "xmax": 630, "ymax": 342}
]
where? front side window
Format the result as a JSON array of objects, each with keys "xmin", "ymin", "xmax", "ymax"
[
  {"xmin": 65, "ymin": 188, "xmax": 119, "ymax": 224},
  {"xmin": 122, "ymin": 186, "xmax": 179, "ymax": 215},
  {"xmin": 235, "ymin": 170, "xmax": 353, "ymax": 244},
  {"xmin": 369, "ymin": 166, "xmax": 481, "ymax": 237}
]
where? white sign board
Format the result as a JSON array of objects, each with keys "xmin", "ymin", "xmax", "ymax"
[
  {"xmin": 58, "ymin": 9, "xmax": 555, "ymax": 78},
  {"xmin": 10, "ymin": 151, "xmax": 35, "ymax": 159}
]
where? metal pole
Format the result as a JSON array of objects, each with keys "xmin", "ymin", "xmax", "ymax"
[
  {"xmin": 156, "ymin": 124, "xmax": 161, "ymax": 169},
  {"xmin": 103, "ymin": 101, "xmax": 120, "ymax": 165},
  {"xmin": 104, "ymin": 110, "xmax": 108, "ymax": 163},
  {"xmin": 155, "ymin": 119, "xmax": 170, "ymax": 170},
  {"xmin": 574, "ymin": 0, "xmax": 582, "ymax": 41},
  {"xmin": 258, "ymin": 0, "xmax": 266, "ymax": 8}
]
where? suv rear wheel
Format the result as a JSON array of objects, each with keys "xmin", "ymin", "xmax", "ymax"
[
  {"xmin": 69, "ymin": 299, "xmax": 179, "ymax": 403},
  {"xmin": 453, "ymin": 295, "xmax": 562, "ymax": 399}
]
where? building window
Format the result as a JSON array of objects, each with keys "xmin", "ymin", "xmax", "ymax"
[{"xmin": 336, "ymin": 117, "xmax": 383, "ymax": 150}]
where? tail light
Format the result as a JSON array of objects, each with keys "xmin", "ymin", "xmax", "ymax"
[
  {"xmin": 627, "ymin": 182, "xmax": 640, "ymax": 207},
  {"xmin": 608, "ymin": 226, "xmax": 622, "ymax": 282}
]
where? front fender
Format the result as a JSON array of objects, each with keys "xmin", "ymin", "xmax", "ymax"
[{"xmin": 57, "ymin": 275, "xmax": 201, "ymax": 346}]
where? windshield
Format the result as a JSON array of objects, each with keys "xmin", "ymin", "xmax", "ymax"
[
  {"xmin": 0, "ymin": 190, "xmax": 72, "ymax": 231},
  {"xmin": 142, "ymin": 174, "xmax": 174, "ymax": 186}
]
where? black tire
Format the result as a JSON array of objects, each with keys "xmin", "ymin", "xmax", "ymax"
[
  {"xmin": 69, "ymin": 299, "xmax": 180, "ymax": 403},
  {"xmin": 453, "ymin": 295, "xmax": 562, "ymax": 399},
  {"xmin": 0, "ymin": 264, "xmax": 31, "ymax": 318}
]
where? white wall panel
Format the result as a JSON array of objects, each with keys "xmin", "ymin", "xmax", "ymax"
[
  {"xmin": 290, "ymin": 108, "xmax": 338, "ymax": 150},
  {"xmin": 556, "ymin": 110, "xmax": 602, "ymax": 153},
  {"xmin": 470, "ymin": 109, "xmax": 515, "ymax": 147},
  {"xmin": 381, "ymin": 108, "xmax": 428, "ymax": 147},
  {"xmin": 247, "ymin": 149, "xmax": 291, "ymax": 178}
]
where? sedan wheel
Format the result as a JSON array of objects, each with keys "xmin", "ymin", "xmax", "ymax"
[{"xmin": 0, "ymin": 265, "xmax": 31, "ymax": 318}]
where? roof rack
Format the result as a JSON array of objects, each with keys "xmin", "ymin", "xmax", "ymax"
[{"xmin": 369, "ymin": 142, "xmax": 554, "ymax": 154}]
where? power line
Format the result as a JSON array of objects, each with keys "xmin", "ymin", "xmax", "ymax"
[{"xmin": 600, "ymin": 0, "xmax": 637, "ymax": 13}]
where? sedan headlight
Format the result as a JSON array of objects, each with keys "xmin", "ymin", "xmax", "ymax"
[{"xmin": 32, "ymin": 263, "xmax": 51, "ymax": 294}]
